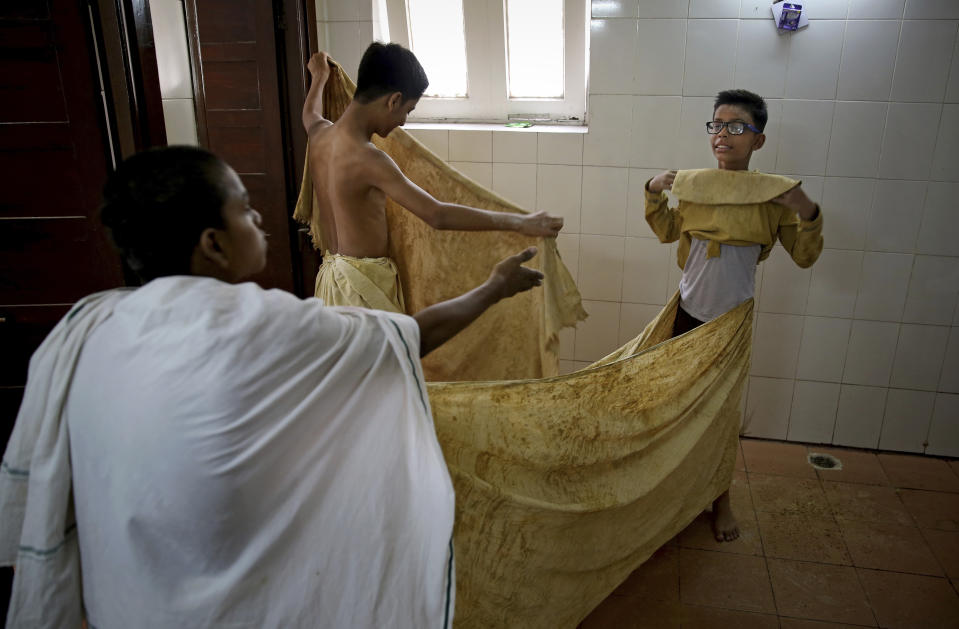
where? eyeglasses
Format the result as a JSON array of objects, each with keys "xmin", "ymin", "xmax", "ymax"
[{"xmin": 705, "ymin": 120, "xmax": 761, "ymax": 135}]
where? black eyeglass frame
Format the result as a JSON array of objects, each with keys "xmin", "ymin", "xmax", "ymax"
[{"xmin": 705, "ymin": 120, "xmax": 762, "ymax": 135}]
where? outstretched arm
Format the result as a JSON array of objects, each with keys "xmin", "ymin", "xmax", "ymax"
[
  {"xmin": 369, "ymin": 151, "xmax": 564, "ymax": 238},
  {"xmin": 413, "ymin": 247, "xmax": 544, "ymax": 356},
  {"xmin": 302, "ymin": 52, "xmax": 333, "ymax": 135}
]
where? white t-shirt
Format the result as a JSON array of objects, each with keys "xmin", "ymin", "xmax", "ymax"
[{"xmin": 679, "ymin": 237, "xmax": 761, "ymax": 322}]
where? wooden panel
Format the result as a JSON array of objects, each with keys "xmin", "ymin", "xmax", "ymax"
[
  {"xmin": 195, "ymin": 0, "xmax": 255, "ymax": 42},
  {"xmin": 0, "ymin": 22, "xmax": 67, "ymax": 122},
  {"xmin": 203, "ymin": 60, "xmax": 260, "ymax": 110},
  {"xmin": 0, "ymin": 0, "xmax": 50, "ymax": 20},
  {"xmin": 0, "ymin": 124, "xmax": 89, "ymax": 218},
  {"xmin": 0, "ymin": 305, "xmax": 69, "ymax": 385},
  {"xmin": 207, "ymin": 126, "xmax": 267, "ymax": 173}
]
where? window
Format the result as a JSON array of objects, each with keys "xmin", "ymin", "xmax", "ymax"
[{"xmin": 380, "ymin": 0, "xmax": 588, "ymax": 124}]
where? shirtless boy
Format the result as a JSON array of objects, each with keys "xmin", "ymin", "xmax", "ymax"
[{"xmin": 302, "ymin": 44, "xmax": 563, "ymax": 311}]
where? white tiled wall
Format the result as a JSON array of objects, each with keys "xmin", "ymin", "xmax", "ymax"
[
  {"xmin": 150, "ymin": 0, "xmax": 198, "ymax": 145},
  {"xmin": 315, "ymin": 0, "xmax": 959, "ymax": 455}
]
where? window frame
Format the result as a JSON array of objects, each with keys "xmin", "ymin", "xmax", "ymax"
[{"xmin": 381, "ymin": 0, "xmax": 588, "ymax": 125}]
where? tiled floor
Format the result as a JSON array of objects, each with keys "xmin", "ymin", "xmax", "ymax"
[{"xmin": 580, "ymin": 438, "xmax": 959, "ymax": 629}]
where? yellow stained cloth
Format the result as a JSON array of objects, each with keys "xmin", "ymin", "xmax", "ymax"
[
  {"xmin": 430, "ymin": 293, "xmax": 751, "ymax": 628},
  {"xmin": 646, "ymin": 168, "xmax": 824, "ymax": 266},
  {"xmin": 316, "ymin": 252, "xmax": 406, "ymax": 313},
  {"xmin": 294, "ymin": 61, "xmax": 587, "ymax": 382}
]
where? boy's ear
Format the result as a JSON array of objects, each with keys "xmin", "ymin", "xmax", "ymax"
[
  {"xmin": 751, "ymin": 133, "xmax": 766, "ymax": 151},
  {"xmin": 197, "ymin": 227, "xmax": 231, "ymax": 270},
  {"xmin": 386, "ymin": 91, "xmax": 404, "ymax": 111}
]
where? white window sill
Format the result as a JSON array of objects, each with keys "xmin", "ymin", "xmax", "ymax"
[{"xmin": 403, "ymin": 121, "xmax": 588, "ymax": 134}]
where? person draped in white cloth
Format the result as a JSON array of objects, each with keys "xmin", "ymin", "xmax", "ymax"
[{"xmin": 0, "ymin": 146, "xmax": 545, "ymax": 629}]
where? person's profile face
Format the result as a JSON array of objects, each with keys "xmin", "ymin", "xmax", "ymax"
[
  {"xmin": 385, "ymin": 94, "xmax": 419, "ymax": 132},
  {"xmin": 217, "ymin": 165, "xmax": 268, "ymax": 280},
  {"xmin": 709, "ymin": 104, "xmax": 765, "ymax": 168}
]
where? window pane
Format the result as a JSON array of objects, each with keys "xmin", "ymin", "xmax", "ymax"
[
  {"xmin": 506, "ymin": 0, "xmax": 564, "ymax": 99},
  {"xmin": 406, "ymin": 0, "xmax": 468, "ymax": 98}
]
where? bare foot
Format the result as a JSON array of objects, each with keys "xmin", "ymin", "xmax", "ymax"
[{"xmin": 711, "ymin": 489, "xmax": 739, "ymax": 542}]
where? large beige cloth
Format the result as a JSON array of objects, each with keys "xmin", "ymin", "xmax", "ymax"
[
  {"xmin": 294, "ymin": 59, "xmax": 750, "ymax": 628},
  {"xmin": 429, "ymin": 293, "xmax": 750, "ymax": 628},
  {"xmin": 294, "ymin": 61, "xmax": 587, "ymax": 382}
]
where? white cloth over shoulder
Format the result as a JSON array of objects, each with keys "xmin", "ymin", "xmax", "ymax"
[{"xmin": 1, "ymin": 276, "xmax": 456, "ymax": 629}]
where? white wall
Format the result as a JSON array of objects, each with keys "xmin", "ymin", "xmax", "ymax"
[{"xmin": 150, "ymin": 0, "xmax": 199, "ymax": 145}]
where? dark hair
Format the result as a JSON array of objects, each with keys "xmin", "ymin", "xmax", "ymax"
[
  {"xmin": 99, "ymin": 146, "xmax": 231, "ymax": 283},
  {"xmin": 354, "ymin": 42, "xmax": 429, "ymax": 104},
  {"xmin": 713, "ymin": 89, "xmax": 768, "ymax": 132}
]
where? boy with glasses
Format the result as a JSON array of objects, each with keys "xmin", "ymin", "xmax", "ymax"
[{"xmin": 644, "ymin": 89, "xmax": 823, "ymax": 542}]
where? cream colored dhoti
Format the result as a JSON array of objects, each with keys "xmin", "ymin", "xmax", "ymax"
[{"xmin": 316, "ymin": 252, "xmax": 406, "ymax": 314}]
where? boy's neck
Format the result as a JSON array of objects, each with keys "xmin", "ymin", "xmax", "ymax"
[
  {"xmin": 716, "ymin": 156, "xmax": 752, "ymax": 171},
  {"xmin": 338, "ymin": 101, "xmax": 384, "ymax": 141}
]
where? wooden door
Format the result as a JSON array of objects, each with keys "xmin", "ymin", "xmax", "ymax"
[{"xmin": 185, "ymin": 0, "xmax": 297, "ymax": 292}]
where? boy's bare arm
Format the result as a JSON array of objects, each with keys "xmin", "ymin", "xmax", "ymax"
[
  {"xmin": 413, "ymin": 247, "xmax": 543, "ymax": 356},
  {"xmin": 302, "ymin": 52, "xmax": 333, "ymax": 135},
  {"xmin": 368, "ymin": 150, "xmax": 563, "ymax": 237}
]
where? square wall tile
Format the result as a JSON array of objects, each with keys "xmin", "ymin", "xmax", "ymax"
[
  {"xmin": 776, "ymin": 100, "xmax": 834, "ymax": 175},
  {"xmin": 492, "ymin": 131, "xmax": 537, "ymax": 164},
  {"xmin": 636, "ymin": 0, "xmax": 688, "ymax": 18},
  {"xmin": 449, "ymin": 161, "xmax": 492, "ymax": 188},
  {"xmin": 796, "ymin": 316, "xmax": 852, "ymax": 382},
  {"xmin": 904, "ymin": 0, "xmax": 959, "ymax": 19},
  {"xmin": 634, "ymin": 19, "xmax": 686, "ymax": 95},
  {"xmin": 630, "ymin": 96, "xmax": 682, "ymax": 168},
  {"xmin": 578, "ymin": 234, "xmax": 626, "ymax": 301},
  {"xmin": 559, "ymin": 325, "xmax": 576, "ymax": 361},
  {"xmin": 826, "ymin": 101, "xmax": 887, "ymax": 178},
  {"xmin": 903, "ymin": 255, "xmax": 959, "ymax": 325},
  {"xmin": 537, "ymin": 165, "xmax": 583, "ymax": 233},
  {"xmin": 592, "ymin": 0, "xmax": 638, "ymax": 18},
  {"xmin": 785, "ymin": 21, "xmax": 845, "ymax": 100},
  {"xmin": 492, "ymin": 163, "xmax": 537, "ymax": 210},
  {"xmin": 931, "ymin": 105, "xmax": 959, "ymax": 182},
  {"xmin": 891, "ymin": 20, "xmax": 956, "ymax": 102},
  {"xmin": 821, "ymin": 177, "xmax": 875, "ymax": 251},
  {"xmin": 678, "ymin": 96, "xmax": 719, "ymax": 169},
  {"xmin": 555, "ymin": 233, "xmax": 580, "ymax": 281},
  {"xmin": 574, "ymin": 299, "xmax": 623, "ymax": 361},
  {"xmin": 947, "ymin": 36, "xmax": 959, "ymax": 102},
  {"xmin": 751, "ymin": 313, "xmax": 805, "ymax": 378},
  {"xmin": 744, "ymin": 376, "xmax": 795, "ymax": 439},
  {"xmin": 941, "ymin": 327, "xmax": 959, "ymax": 393},
  {"xmin": 865, "ymin": 179, "xmax": 927, "ymax": 253},
  {"xmin": 584, "ymin": 95, "xmax": 633, "ymax": 166},
  {"xmin": 749, "ymin": 98, "xmax": 782, "ymax": 173},
  {"xmin": 734, "ymin": 19, "xmax": 789, "ymax": 98},
  {"xmin": 806, "ymin": 249, "xmax": 863, "ymax": 318},
  {"xmin": 854, "ymin": 252, "xmax": 913, "ymax": 321},
  {"xmin": 449, "ymin": 130, "xmax": 492, "ymax": 162},
  {"xmin": 590, "ymin": 18, "xmax": 638, "ymax": 94},
  {"xmin": 788, "ymin": 381, "xmax": 841, "ymax": 443},
  {"xmin": 848, "ymin": 0, "xmax": 904, "ymax": 18},
  {"xmin": 927, "ymin": 394, "xmax": 959, "ymax": 456},
  {"xmin": 581, "ymin": 166, "xmax": 628, "ymax": 235},
  {"xmin": 843, "ymin": 320, "xmax": 900, "ymax": 386},
  {"xmin": 879, "ymin": 388, "xmax": 936, "ymax": 453},
  {"xmin": 759, "ymin": 246, "xmax": 812, "ymax": 315},
  {"xmin": 689, "ymin": 0, "xmax": 739, "ymax": 18},
  {"xmin": 407, "ymin": 129, "xmax": 449, "ymax": 160},
  {"xmin": 890, "ymin": 324, "xmax": 951, "ymax": 391},
  {"xmin": 537, "ymin": 132, "xmax": 583, "ymax": 165},
  {"xmin": 622, "ymin": 237, "xmax": 671, "ymax": 304},
  {"xmin": 161, "ymin": 99, "xmax": 198, "ymax": 146},
  {"xmin": 558, "ymin": 359, "xmax": 577, "ymax": 375},
  {"xmin": 152, "ymin": 0, "xmax": 193, "ymax": 99},
  {"xmin": 834, "ymin": 384, "xmax": 887, "ymax": 448},
  {"xmin": 812, "ymin": 0, "xmax": 852, "ymax": 19},
  {"xmin": 683, "ymin": 19, "xmax": 739, "ymax": 96},
  {"xmin": 627, "ymin": 168, "xmax": 664, "ymax": 237},
  {"xmin": 326, "ymin": 21, "xmax": 372, "ymax": 79},
  {"xmin": 740, "ymin": 0, "xmax": 770, "ymax": 18},
  {"xmin": 620, "ymin": 302, "xmax": 664, "ymax": 344},
  {"xmin": 879, "ymin": 103, "xmax": 941, "ymax": 181},
  {"xmin": 837, "ymin": 20, "xmax": 900, "ymax": 101}
]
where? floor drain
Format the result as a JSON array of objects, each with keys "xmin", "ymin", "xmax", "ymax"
[{"xmin": 808, "ymin": 453, "xmax": 842, "ymax": 470}]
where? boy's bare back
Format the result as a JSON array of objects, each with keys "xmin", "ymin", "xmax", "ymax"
[{"xmin": 307, "ymin": 124, "xmax": 393, "ymax": 258}]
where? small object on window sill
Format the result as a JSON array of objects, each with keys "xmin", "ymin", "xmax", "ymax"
[{"xmin": 505, "ymin": 121, "xmax": 533, "ymax": 128}]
